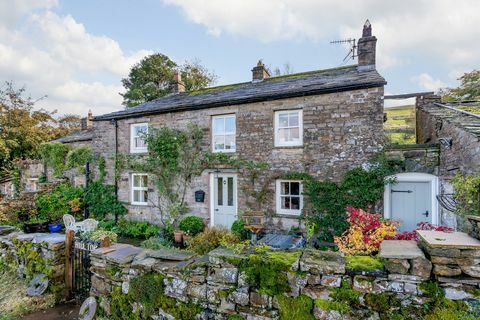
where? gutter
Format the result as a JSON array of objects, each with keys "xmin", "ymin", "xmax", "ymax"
[
  {"xmin": 110, "ymin": 118, "xmax": 119, "ymax": 223},
  {"xmin": 94, "ymin": 81, "xmax": 386, "ymax": 121}
]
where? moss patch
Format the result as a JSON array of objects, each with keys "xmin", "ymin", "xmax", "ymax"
[
  {"xmin": 330, "ymin": 280, "xmax": 361, "ymax": 308},
  {"xmin": 315, "ymin": 299, "xmax": 350, "ymax": 314},
  {"xmin": 277, "ymin": 294, "xmax": 315, "ymax": 320},
  {"xmin": 345, "ymin": 255, "xmax": 384, "ymax": 272}
]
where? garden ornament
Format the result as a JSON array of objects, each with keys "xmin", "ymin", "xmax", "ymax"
[
  {"xmin": 26, "ymin": 274, "xmax": 48, "ymax": 296},
  {"xmin": 79, "ymin": 297, "xmax": 97, "ymax": 320}
]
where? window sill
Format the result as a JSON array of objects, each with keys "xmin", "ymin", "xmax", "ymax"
[
  {"xmin": 274, "ymin": 213, "xmax": 302, "ymax": 219},
  {"xmin": 130, "ymin": 150, "xmax": 148, "ymax": 154},
  {"xmin": 130, "ymin": 202, "xmax": 149, "ymax": 207},
  {"xmin": 273, "ymin": 145, "xmax": 303, "ymax": 149}
]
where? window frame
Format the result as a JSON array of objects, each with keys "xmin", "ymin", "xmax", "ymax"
[
  {"xmin": 130, "ymin": 123, "xmax": 149, "ymax": 154},
  {"xmin": 26, "ymin": 178, "xmax": 39, "ymax": 192},
  {"xmin": 131, "ymin": 173, "xmax": 149, "ymax": 206},
  {"xmin": 274, "ymin": 109, "xmax": 303, "ymax": 147},
  {"xmin": 212, "ymin": 114, "xmax": 236, "ymax": 153},
  {"xmin": 276, "ymin": 179, "xmax": 303, "ymax": 216}
]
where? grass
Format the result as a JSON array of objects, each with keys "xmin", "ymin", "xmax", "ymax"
[
  {"xmin": 0, "ymin": 266, "xmax": 56, "ymax": 319},
  {"xmin": 384, "ymin": 105, "xmax": 416, "ymax": 144}
]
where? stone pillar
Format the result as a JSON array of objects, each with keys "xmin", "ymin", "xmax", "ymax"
[{"xmin": 357, "ymin": 20, "xmax": 377, "ymax": 70}]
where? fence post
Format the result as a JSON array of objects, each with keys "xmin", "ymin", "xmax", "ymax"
[{"xmin": 65, "ymin": 229, "xmax": 75, "ymax": 299}]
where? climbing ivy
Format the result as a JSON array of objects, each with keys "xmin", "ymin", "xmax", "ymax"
[
  {"xmin": 65, "ymin": 146, "xmax": 92, "ymax": 170},
  {"xmin": 38, "ymin": 142, "xmax": 70, "ymax": 177}
]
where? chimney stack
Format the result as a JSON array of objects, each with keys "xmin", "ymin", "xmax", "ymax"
[
  {"xmin": 357, "ymin": 20, "xmax": 377, "ymax": 70},
  {"xmin": 87, "ymin": 110, "xmax": 93, "ymax": 129},
  {"xmin": 173, "ymin": 70, "xmax": 185, "ymax": 93},
  {"xmin": 251, "ymin": 60, "xmax": 270, "ymax": 82}
]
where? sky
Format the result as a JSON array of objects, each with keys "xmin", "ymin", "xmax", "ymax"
[{"xmin": 1, "ymin": 0, "xmax": 479, "ymax": 117}]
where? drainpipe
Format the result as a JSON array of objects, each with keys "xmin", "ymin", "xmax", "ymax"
[{"xmin": 111, "ymin": 118, "xmax": 119, "ymax": 223}]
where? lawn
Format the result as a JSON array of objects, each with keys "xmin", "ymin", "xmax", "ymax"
[{"xmin": 384, "ymin": 105, "xmax": 416, "ymax": 144}]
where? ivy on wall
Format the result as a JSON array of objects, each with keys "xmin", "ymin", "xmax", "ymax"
[{"xmin": 38, "ymin": 142, "xmax": 70, "ymax": 177}]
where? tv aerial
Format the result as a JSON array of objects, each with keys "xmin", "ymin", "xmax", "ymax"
[{"xmin": 330, "ymin": 38, "xmax": 357, "ymax": 62}]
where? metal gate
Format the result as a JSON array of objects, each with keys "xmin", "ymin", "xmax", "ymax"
[{"xmin": 72, "ymin": 239, "xmax": 98, "ymax": 299}]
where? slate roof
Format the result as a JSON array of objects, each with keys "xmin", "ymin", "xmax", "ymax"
[
  {"xmin": 53, "ymin": 129, "xmax": 93, "ymax": 143},
  {"xmin": 95, "ymin": 65, "xmax": 386, "ymax": 121},
  {"xmin": 428, "ymin": 103, "xmax": 480, "ymax": 138}
]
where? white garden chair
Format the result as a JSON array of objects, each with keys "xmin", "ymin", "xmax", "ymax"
[
  {"xmin": 81, "ymin": 219, "xmax": 98, "ymax": 233},
  {"xmin": 63, "ymin": 214, "xmax": 83, "ymax": 232}
]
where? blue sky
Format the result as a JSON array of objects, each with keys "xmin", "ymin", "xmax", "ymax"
[{"xmin": 1, "ymin": 0, "xmax": 479, "ymax": 116}]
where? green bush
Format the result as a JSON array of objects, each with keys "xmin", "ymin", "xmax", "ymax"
[
  {"xmin": 35, "ymin": 183, "xmax": 84, "ymax": 222},
  {"xmin": 187, "ymin": 228, "xmax": 240, "ymax": 255},
  {"xmin": 179, "ymin": 216, "xmax": 205, "ymax": 236},
  {"xmin": 141, "ymin": 237, "xmax": 172, "ymax": 250},
  {"xmin": 231, "ymin": 219, "xmax": 249, "ymax": 240},
  {"xmin": 84, "ymin": 181, "xmax": 127, "ymax": 220},
  {"xmin": 109, "ymin": 219, "xmax": 160, "ymax": 239},
  {"xmin": 65, "ymin": 146, "xmax": 93, "ymax": 170}
]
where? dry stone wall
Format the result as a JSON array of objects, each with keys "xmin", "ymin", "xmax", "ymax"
[{"xmin": 90, "ymin": 239, "xmax": 480, "ymax": 320}]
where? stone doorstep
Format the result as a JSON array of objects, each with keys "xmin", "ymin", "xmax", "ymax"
[
  {"xmin": 379, "ymin": 240, "xmax": 425, "ymax": 259},
  {"xmin": 417, "ymin": 230, "xmax": 480, "ymax": 250}
]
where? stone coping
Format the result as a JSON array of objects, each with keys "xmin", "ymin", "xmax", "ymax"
[
  {"xmin": 379, "ymin": 240, "xmax": 425, "ymax": 259},
  {"xmin": 417, "ymin": 230, "xmax": 480, "ymax": 249}
]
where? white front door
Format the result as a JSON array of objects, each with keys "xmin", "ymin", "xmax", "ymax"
[
  {"xmin": 212, "ymin": 173, "xmax": 237, "ymax": 229},
  {"xmin": 390, "ymin": 181, "xmax": 433, "ymax": 231}
]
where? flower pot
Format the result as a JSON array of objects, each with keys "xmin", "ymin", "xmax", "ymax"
[
  {"xmin": 182, "ymin": 234, "xmax": 191, "ymax": 244},
  {"xmin": 174, "ymin": 230, "xmax": 184, "ymax": 244},
  {"xmin": 48, "ymin": 223, "xmax": 62, "ymax": 233}
]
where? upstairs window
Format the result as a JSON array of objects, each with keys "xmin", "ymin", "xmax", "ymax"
[
  {"xmin": 276, "ymin": 180, "xmax": 303, "ymax": 215},
  {"xmin": 212, "ymin": 115, "xmax": 236, "ymax": 152},
  {"xmin": 130, "ymin": 123, "xmax": 148, "ymax": 153},
  {"xmin": 274, "ymin": 110, "xmax": 303, "ymax": 147},
  {"xmin": 131, "ymin": 174, "xmax": 148, "ymax": 205}
]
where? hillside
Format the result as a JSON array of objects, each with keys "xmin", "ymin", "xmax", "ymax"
[{"xmin": 384, "ymin": 105, "xmax": 415, "ymax": 144}]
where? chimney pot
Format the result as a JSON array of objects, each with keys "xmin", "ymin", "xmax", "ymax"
[
  {"xmin": 251, "ymin": 60, "xmax": 270, "ymax": 82},
  {"xmin": 357, "ymin": 19, "xmax": 377, "ymax": 70},
  {"xmin": 173, "ymin": 70, "xmax": 185, "ymax": 93}
]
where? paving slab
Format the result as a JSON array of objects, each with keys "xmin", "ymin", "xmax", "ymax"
[
  {"xmin": 105, "ymin": 245, "xmax": 143, "ymax": 265},
  {"xmin": 417, "ymin": 230, "xmax": 480, "ymax": 249},
  {"xmin": 34, "ymin": 233, "xmax": 65, "ymax": 244},
  {"xmin": 379, "ymin": 240, "xmax": 425, "ymax": 259},
  {"xmin": 147, "ymin": 248, "xmax": 196, "ymax": 261}
]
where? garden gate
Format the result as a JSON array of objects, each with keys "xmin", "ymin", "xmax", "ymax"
[{"xmin": 65, "ymin": 230, "xmax": 99, "ymax": 300}]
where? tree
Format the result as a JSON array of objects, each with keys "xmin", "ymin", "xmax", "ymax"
[
  {"xmin": 0, "ymin": 81, "xmax": 80, "ymax": 176},
  {"xmin": 441, "ymin": 70, "xmax": 480, "ymax": 101},
  {"xmin": 121, "ymin": 53, "xmax": 217, "ymax": 107}
]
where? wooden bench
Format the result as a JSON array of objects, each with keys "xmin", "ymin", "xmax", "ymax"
[{"xmin": 242, "ymin": 211, "xmax": 265, "ymax": 242}]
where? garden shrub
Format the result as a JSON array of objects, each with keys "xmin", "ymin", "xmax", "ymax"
[
  {"xmin": 65, "ymin": 146, "xmax": 92, "ymax": 170},
  {"xmin": 88, "ymin": 229, "xmax": 118, "ymax": 243},
  {"xmin": 452, "ymin": 172, "xmax": 480, "ymax": 216},
  {"xmin": 178, "ymin": 216, "xmax": 205, "ymax": 236},
  {"xmin": 84, "ymin": 180, "xmax": 127, "ymax": 220},
  {"xmin": 393, "ymin": 222, "xmax": 453, "ymax": 241},
  {"xmin": 345, "ymin": 255, "xmax": 384, "ymax": 271},
  {"xmin": 100, "ymin": 219, "xmax": 160, "ymax": 239},
  {"xmin": 276, "ymin": 294, "xmax": 315, "ymax": 320},
  {"xmin": 187, "ymin": 227, "xmax": 240, "ymax": 255},
  {"xmin": 38, "ymin": 142, "xmax": 70, "ymax": 177},
  {"xmin": 334, "ymin": 207, "xmax": 396, "ymax": 255},
  {"xmin": 141, "ymin": 236, "xmax": 172, "ymax": 249},
  {"xmin": 231, "ymin": 219, "xmax": 249, "ymax": 240},
  {"xmin": 35, "ymin": 183, "xmax": 84, "ymax": 222}
]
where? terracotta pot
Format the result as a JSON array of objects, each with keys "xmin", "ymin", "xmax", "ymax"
[
  {"xmin": 174, "ymin": 230, "xmax": 184, "ymax": 243},
  {"xmin": 183, "ymin": 234, "xmax": 191, "ymax": 243}
]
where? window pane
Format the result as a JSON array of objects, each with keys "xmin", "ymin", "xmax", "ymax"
[
  {"xmin": 217, "ymin": 177, "xmax": 223, "ymax": 206},
  {"xmin": 227, "ymin": 177, "xmax": 233, "ymax": 206},
  {"xmin": 134, "ymin": 190, "xmax": 140, "ymax": 202},
  {"xmin": 213, "ymin": 118, "xmax": 224, "ymax": 134},
  {"xmin": 133, "ymin": 175, "xmax": 140, "ymax": 187},
  {"xmin": 279, "ymin": 114, "xmax": 289, "ymax": 127},
  {"xmin": 143, "ymin": 190, "xmax": 148, "ymax": 203},
  {"xmin": 291, "ymin": 196, "xmax": 300, "ymax": 209},
  {"xmin": 290, "ymin": 127, "xmax": 299, "ymax": 141},
  {"xmin": 281, "ymin": 182, "xmax": 289, "ymax": 195},
  {"xmin": 289, "ymin": 112, "xmax": 299, "ymax": 126},
  {"xmin": 290, "ymin": 182, "xmax": 300, "ymax": 195},
  {"xmin": 281, "ymin": 196, "xmax": 290, "ymax": 209},
  {"xmin": 135, "ymin": 137, "xmax": 146, "ymax": 148},
  {"xmin": 225, "ymin": 117, "xmax": 235, "ymax": 134},
  {"xmin": 135, "ymin": 125, "xmax": 147, "ymax": 136},
  {"xmin": 214, "ymin": 135, "xmax": 225, "ymax": 150},
  {"xmin": 141, "ymin": 175, "xmax": 148, "ymax": 187},
  {"xmin": 278, "ymin": 128, "xmax": 287, "ymax": 142},
  {"xmin": 224, "ymin": 134, "xmax": 235, "ymax": 150}
]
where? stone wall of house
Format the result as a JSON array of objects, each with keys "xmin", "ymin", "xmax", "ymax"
[
  {"xmin": 92, "ymin": 87, "xmax": 384, "ymax": 229},
  {"xmin": 89, "ymin": 239, "xmax": 480, "ymax": 320},
  {"xmin": 416, "ymin": 95, "xmax": 480, "ymax": 230},
  {"xmin": 386, "ymin": 144, "xmax": 440, "ymax": 175}
]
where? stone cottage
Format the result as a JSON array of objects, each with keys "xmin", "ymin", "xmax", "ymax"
[{"xmin": 92, "ymin": 21, "xmax": 386, "ymax": 230}]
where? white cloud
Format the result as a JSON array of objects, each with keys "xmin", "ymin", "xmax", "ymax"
[
  {"xmin": 411, "ymin": 73, "xmax": 446, "ymax": 92},
  {"xmin": 0, "ymin": 1, "xmax": 151, "ymax": 116},
  {"xmin": 163, "ymin": 0, "xmax": 480, "ymax": 72}
]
